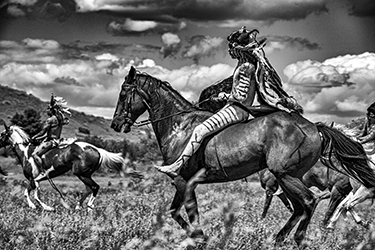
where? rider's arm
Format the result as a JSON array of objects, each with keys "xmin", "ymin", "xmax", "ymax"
[
  {"xmin": 32, "ymin": 118, "xmax": 52, "ymax": 141},
  {"xmin": 357, "ymin": 118, "xmax": 369, "ymax": 138}
]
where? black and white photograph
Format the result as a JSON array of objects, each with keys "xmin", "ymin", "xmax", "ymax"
[{"xmin": 1, "ymin": 0, "xmax": 375, "ymax": 249}]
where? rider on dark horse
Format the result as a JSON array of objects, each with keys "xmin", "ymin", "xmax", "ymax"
[
  {"xmin": 31, "ymin": 94, "xmax": 70, "ymax": 180},
  {"xmin": 156, "ymin": 26, "xmax": 303, "ymax": 176}
]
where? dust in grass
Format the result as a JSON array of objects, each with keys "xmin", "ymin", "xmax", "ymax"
[{"xmin": 1, "ymin": 170, "xmax": 375, "ymax": 250}]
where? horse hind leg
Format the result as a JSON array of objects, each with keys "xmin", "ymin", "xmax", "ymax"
[
  {"xmin": 76, "ymin": 175, "xmax": 99, "ymax": 211},
  {"xmin": 75, "ymin": 185, "xmax": 92, "ymax": 210},
  {"xmin": 274, "ymin": 174, "xmax": 317, "ymax": 247}
]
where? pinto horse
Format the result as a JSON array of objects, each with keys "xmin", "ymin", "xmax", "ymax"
[
  {"xmin": 0, "ymin": 123, "xmax": 132, "ymax": 211},
  {"xmin": 111, "ymin": 66, "xmax": 375, "ymax": 247}
]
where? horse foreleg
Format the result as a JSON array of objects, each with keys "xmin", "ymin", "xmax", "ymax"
[
  {"xmin": 184, "ymin": 169, "xmax": 207, "ymax": 238},
  {"xmin": 34, "ymin": 181, "xmax": 55, "ymax": 211},
  {"xmin": 24, "ymin": 187, "xmax": 37, "ymax": 209},
  {"xmin": 261, "ymin": 191, "xmax": 273, "ymax": 218},
  {"xmin": 261, "ymin": 189, "xmax": 275, "ymax": 218},
  {"xmin": 170, "ymin": 176, "xmax": 190, "ymax": 231}
]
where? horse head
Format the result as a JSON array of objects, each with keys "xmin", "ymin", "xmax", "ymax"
[
  {"xmin": 111, "ymin": 66, "xmax": 150, "ymax": 133},
  {"xmin": 0, "ymin": 122, "xmax": 12, "ymax": 148},
  {"xmin": 0, "ymin": 123, "xmax": 29, "ymax": 148}
]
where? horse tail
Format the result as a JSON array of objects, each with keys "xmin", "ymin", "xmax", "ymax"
[
  {"xmin": 316, "ymin": 122, "xmax": 375, "ymax": 189},
  {"xmin": 95, "ymin": 147, "xmax": 127, "ymax": 174}
]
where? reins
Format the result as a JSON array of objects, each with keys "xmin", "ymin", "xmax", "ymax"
[
  {"xmin": 133, "ymin": 97, "xmax": 212, "ymax": 127},
  {"xmin": 125, "ymin": 74, "xmax": 213, "ymax": 127}
]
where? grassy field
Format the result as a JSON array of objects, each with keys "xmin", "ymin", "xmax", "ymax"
[{"xmin": 1, "ymin": 163, "xmax": 375, "ymax": 250}]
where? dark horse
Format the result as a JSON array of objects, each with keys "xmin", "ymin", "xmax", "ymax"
[
  {"xmin": 259, "ymin": 161, "xmax": 352, "ymax": 228},
  {"xmin": 0, "ymin": 123, "xmax": 133, "ymax": 211},
  {"xmin": 111, "ymin": 66, "xmax": 375, "ymax": 246}
]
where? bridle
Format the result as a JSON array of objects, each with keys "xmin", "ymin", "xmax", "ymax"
[
  {"xmin": 120, "ymin": 74, "xmax": 211, "ymax": 128},
  {"xmin": 120, "ymin": 77, "xmax": 152, "ymax": 127}
]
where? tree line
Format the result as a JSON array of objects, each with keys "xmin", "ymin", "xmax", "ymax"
[{"xmin": 0, "ymin": 108, "xmax": 161, "ymax": 168}]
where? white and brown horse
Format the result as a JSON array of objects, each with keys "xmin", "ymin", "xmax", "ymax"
[{"xmin": 0, "ymin": 123, "xmax": 137, "ymax": 211}]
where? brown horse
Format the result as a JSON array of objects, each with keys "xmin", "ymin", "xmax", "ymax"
[
  {"xmin": 110, "ymin": 66, "xmax": 375, "ymax": 247},
  {"xmin": 259, "ymin": 161, "xmax": 352, "ymax": 227},
  {"xmin": 0, "ymin": 123, "xmax": 135, "ymax": 211}
]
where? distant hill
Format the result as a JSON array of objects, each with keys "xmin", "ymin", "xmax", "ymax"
[{"xmin": 0, "ymin": 85, "xmax": 151, "ymax": 142}]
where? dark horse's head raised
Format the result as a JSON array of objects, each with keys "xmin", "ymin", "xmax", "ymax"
[
  {"xmin": 111, "ymin": 66, "xmax": 149, "ymax": 133},
  {"xmin": 110, "ymin": 66, "xmax": 375, "ymax": 247}
]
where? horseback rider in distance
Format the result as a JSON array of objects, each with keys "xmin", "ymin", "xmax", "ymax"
[
  {"xmin": 156, "ymin": 26, "xmax": 303, "ymax": 176},
  {"xmin": 31, "ymin": 94, "xmax": 70, "ymax": 180}
]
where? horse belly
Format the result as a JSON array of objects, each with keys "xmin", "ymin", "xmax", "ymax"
[{"xmin": 204, "ymin": 134, "xmax": 265, "ymax": 181}]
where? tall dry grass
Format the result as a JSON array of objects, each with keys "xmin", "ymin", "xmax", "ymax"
[{"xmin": 1, "ymin": 164, "xmax": 375, "ymax": 250}]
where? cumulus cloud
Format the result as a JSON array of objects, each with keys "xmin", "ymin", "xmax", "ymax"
[
  {"xmin": 0, "ymin": 39, "xmax": 62, "ymax": 65},
  {"xmin": 284, "ymin": 52, "xmax": 375, "ymax": 120},
  {"xmin": 106, "ymin": 18, "xmax": 186, "ymax": 36},
  {"xmin": 0, "ymin": 37, "xmax": 234, "ymax": 118},
  {"xmin": 160, "ymin": 33, "xmax": 181, "ymax": 58},
  {"xmin": 183, "ymin": 35, "xmax": 225, "ymax": 64},
  {"xmin": 1, "ymin": 0, "xmax": 76, "ymax": 22},
  {"xmin": 262, "ymin": 35, "xmax": 320, "ymax": 54}
]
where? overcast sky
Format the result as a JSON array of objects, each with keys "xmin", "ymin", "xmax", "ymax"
[{"xmin": 0, "ymin": 0, "xmax": 374, "ymax": 124}]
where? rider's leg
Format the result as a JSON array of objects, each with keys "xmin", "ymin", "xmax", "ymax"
[
  {"xmin": 155, "ymin": 104, "xmax": 249, "ymax": 176},
  {"xmin": 32, "ymin": 141, "xmax": 55, "ymax": 179}
]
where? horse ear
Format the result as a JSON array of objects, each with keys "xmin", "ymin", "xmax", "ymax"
[
  {"xmin": 128, "ymin": 66, "xmax": 136, "ymax": 81},
  {"xmin": 3, "ymin": 121, "xmax": 9, "ymax": 132}
]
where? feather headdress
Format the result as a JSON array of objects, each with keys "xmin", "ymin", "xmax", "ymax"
[{"xmin": 49, "ymin": 94, "xmax": 71, "ymax": 116}]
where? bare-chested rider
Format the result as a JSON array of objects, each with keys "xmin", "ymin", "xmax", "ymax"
[{"xmin": 31, "ymin": 94, "xmax": 70, "ymax": 179}]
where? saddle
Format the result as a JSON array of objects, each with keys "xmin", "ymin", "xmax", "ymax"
[{"xmin": 55, "ymin": 137, "xmax": 77, "ymax": 148}]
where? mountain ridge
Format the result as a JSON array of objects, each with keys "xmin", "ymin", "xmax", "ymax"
[{"xmin": 0, "ymin": 84, "xmax": 149, "ymax": 142}]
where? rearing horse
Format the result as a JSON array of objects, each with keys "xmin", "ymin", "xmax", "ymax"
[
  {"xmin": 111, "ymin": 66, "xmax": 375, "ymax": 247},
  {"xmin": 0, "ymin": 123, "xmax": 133, "ymax": 211}
]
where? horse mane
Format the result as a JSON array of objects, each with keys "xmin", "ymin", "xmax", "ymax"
[
  {"xmin": 11, "ymin": 125, "xmax": 30, "ymax": 144},
  {"xmin": 136, "ymin": 71, "xmax": 194, "ymax": 106}
]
